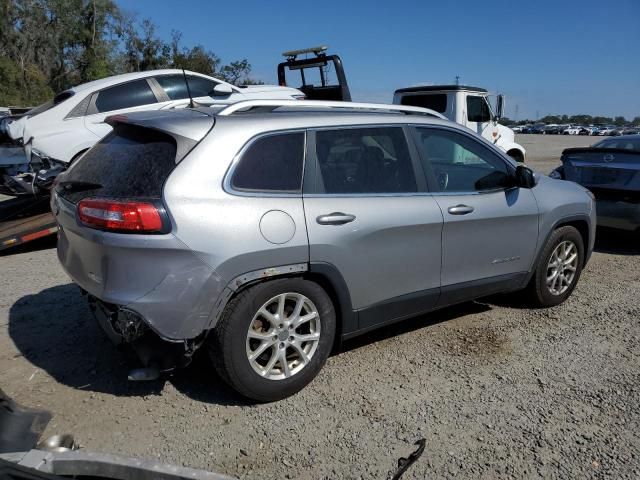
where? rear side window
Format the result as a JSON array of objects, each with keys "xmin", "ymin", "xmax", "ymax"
[
  {"xmin": 94, "ymin": 80, "xmax": 158, "ymax": 113},
  {"xmin": 315, "ymin": 127, "xmax": 417, "ymax": 194},
  {"xmin": 400, "ymin": 94, "xmax": 447, "ymax": 113},
  {"xmin": 231, "ymin": 132, "xmax": 305, "ymax": 192},
  {"xmin": 58, "ymin": 125, "xmax": 176, "ymax": 203}
]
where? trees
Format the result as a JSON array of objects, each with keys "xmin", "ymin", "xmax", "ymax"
[{"xmin": 0, "ymin": 0, "xmax": 261, "ymax": 106}]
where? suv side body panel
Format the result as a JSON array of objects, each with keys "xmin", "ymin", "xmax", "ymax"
[{"xmin": 163, "ymin": 122, "xmax": 310, "ymax": 330}]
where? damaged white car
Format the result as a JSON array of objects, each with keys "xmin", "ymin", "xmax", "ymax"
[{"xmin": 2, "ymin": 69, "xmax": 304, "ymax": 196}]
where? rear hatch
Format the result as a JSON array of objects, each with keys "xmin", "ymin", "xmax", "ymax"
[
  {"xmin": 561, "ymin": 147, "xmax": 640, "ymax": 197},
  {"xmin": 52, "ymin": 110, "xmax": 216, "ymax": 339}
]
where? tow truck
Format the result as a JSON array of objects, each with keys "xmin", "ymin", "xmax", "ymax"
[
  {"xmin": 1, "ymin": 147, "xmax": 59, "ymax": 252},
  {"xmin": 0, "ymin": 195, "xmax": 57, "ymax": 252},
  {"xmin": 278, "ymin": 46, "xmax": 351, "ymax": 101}
]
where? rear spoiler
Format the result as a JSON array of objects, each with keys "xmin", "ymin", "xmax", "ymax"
[
  {"xmin": 562, "ymin": 147, "xmax": 640, "ymax": 156},
  {"xmin": 105, "ymin": 111, "xmax": 215, "ymax": 163}
]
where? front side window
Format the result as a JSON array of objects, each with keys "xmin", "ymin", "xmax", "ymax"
[
  {"xmin": 231, "ymin": 132, "xmax": 305, "ymax": 192},
  {"xmin": 415, "ymin": 127, "xmax": 511, "ymax": 192},
  {"xmin": 186, "ymin": 76, "xmax": 220, "ymax": 97},
  {"xmin": 95, "ymin": 79, "xmax": 158, "ymax": 113},
  {"xmin": 466, "ymin": 95, "xmax": 491, "ymax": 123},
  {"xmin": 315, "ymin": 127, "xmax": 417, "ymax": 194}
]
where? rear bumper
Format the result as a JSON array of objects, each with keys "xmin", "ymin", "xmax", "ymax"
[
  {"xmin": 55, "ymin": 196, "xmax": 225, "ymax": 341},
  {"xmin": 596, "ymin": 199, "xmax": 640, "ymax": 231}
]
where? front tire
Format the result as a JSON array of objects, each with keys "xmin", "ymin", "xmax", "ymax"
[
  {"xmin": 524, "ymin": 226, "xmax": 584, "ymax": 307},
  {"xmin": 209, "ymin": 278, "xmax": 336, "ymax": 402}
]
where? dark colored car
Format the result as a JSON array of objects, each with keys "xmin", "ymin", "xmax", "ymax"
[
  {"xmin": 542, "ymin": 125, "xmax": 563, "ymax": 135},
  {"xmin": 550, "ymin": 135, "xmax": 640, "ymax": 231}
]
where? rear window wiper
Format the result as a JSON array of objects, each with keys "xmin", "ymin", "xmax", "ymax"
[{"xmin": 58, "ymin": 180, "xmax": 103, "ymax": 192}]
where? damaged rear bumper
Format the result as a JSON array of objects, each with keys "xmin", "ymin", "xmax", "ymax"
[{"xmin": 87, "ymin": 293, "xmax": 204, "ymax": 372}]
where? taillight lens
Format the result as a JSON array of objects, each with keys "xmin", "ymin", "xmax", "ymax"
[{"xmin": 78, "ymin": 198, "xmax": 163, "ymax": 233}]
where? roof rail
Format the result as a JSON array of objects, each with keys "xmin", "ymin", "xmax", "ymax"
[{"xmin": 215, "ymin": 100, "xmax": 446, "ymax": 119}]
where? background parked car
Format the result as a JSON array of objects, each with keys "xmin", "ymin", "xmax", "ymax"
[
  {"xmin": 542, "ymin": 124, "xmax": 563, "ymax": 134},
  {"xmin": 597, "ymin": 126, "xmax": 621, "ymax": 136},
  {"xmin": 550, "ymin": 135, "xmax": 640, "ymax": 231},
  {"xmin": 1, "ymin": 69, "xmax": 304, "ymax": 196},
  {"xmin": 564, "ymin": 126, "xmax": 589, "ymax": 135}
]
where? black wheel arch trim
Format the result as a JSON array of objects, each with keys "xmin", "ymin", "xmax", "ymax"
[
  {"xmin": 306, "ymin": 262, "xmax": 358, "ymax": 340},
  {"xmin": 525, "ymin": 213, "xmax": 592, "ymax": 286}
]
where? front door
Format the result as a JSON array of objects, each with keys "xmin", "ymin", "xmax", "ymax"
[
  {"xmin": 302, "ymin": 125, "xmax": 443, "ymax": 331},
  {"xmin": 411, "ymin": 126, "xmax": 539, "ymax": 304}
]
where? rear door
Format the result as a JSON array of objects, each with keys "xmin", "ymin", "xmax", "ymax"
[
  {"xmin": 84, "ymin": 79, "xmax": 161, "ymax": 139},
  {"xmin": 302, "ymin": 125, "xmax": 443, "ymax": 332},
  {"xmin": 411, "ymin": 126, "xmax": 539, "ymax": 303}
]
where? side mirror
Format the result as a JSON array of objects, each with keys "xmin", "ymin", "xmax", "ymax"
[
  {"xmin": 495, "ymin": 94, "xmax": 505, "ymax": 120},
  {"xmin": 515, "ymin": 165, "xmax": 535, "ymax": 188},
  {"xmin": 211, "ymin": 84, "xmax": 234, "ymax": 96}
]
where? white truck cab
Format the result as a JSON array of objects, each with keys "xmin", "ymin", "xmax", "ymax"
[{"xmin": 393, "ymin": 85, "xmax": 526, "ymax": 162}]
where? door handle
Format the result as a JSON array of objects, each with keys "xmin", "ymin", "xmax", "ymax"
[
  {"xmin": 447, "ymin": 204, "xmax": 475, "ymax": 215},
  {"xmin": 316, "ymin": 212, "xmax": 356, "ymax": 225}
]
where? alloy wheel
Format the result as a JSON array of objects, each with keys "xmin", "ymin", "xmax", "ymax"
[
  {"xmin": 546, "ymin": 240, "xmax": 578, "ymax": 295},
  {"xmin": 245, "ymin": 293, "xmax": 321, "ymax": 380}
]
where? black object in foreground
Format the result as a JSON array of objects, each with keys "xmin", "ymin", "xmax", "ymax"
[
  {"xmin": 391, "ymin": 438, "xmax": 426, "ymax": 480},
  {"xmin": 0, "ymin": 388, "xmax": 51, "ymax": 453}
]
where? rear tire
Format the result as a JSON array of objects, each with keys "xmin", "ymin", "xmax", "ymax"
[
  {"xmin": 209, "ymin": 278, "xmax": 336, "ymax": 402},
  {"xmin": 524, "ymin": 226, "xmax": 584, "ymax": 307}
]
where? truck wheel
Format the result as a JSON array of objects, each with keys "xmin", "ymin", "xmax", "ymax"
[
  {"xmin": 524, "ymin": 226, "xmax": 584, "ymax": 307},
  {"xmin": 507, "ymin": 150, "xmax": 524, "ymax": 163},
  {"xmin": 209, "ymin": 278, "xmax": 336, "ymax": 402}
]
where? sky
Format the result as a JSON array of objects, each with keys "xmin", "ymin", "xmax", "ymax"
[{"xmin": 115, "ymin": 0, "xmax": 640, "ymax": 120}]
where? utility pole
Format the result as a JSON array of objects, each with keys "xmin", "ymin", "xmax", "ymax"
[{"xmin": 455, "ymin": 75, "xmax": 459, "ymax": 86}]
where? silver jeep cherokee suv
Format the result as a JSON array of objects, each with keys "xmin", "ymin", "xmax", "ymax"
[{"xmin": 53, "ymin": 100, "xmax": 595, "ymax": 401}]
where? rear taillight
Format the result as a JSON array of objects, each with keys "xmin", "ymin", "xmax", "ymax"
[{"xmin": 78, "ymin": 198, "xmax": 164, "ymax": 233}]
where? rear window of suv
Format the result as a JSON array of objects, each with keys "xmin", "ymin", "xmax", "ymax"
[
  {"xmin": 58, "ymin": 125, "xmax": 176, "ymax": 203},
  {"xmin": 231, "ymin": 132, "xmax": 305, "ymax": 192}
]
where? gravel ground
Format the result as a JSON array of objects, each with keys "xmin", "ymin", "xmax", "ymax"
[{"xmin": 1, "ymin": 134, "xmax": 639, "ymax": 479}]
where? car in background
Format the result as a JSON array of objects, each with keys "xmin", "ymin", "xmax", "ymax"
[
  {"xmin": 2, "ymin": 69, "xmax": 304, "ymax": 196},
  {"xmin": 511, "ymin": 125, "xmax": 526, "ymax": 133},
  {"xmin": 550, "ymin": 135, "xmax": 640, "ymax": 231},
  {"xmin": 523, "ymin": 124, "xmax": 546, "ymax": 134},
  {"xmin": 596, "ymin": 126, "xmax": 621, "ymax": 136},
  {"xmin": 564, "ymin": 126, "xmax": 589, "ymax": 135},
  {"xmin": 620, "ymin": 126, "xmax": 640, "ymax": 135},
  {"xmin": 542, "ymin": 124, "xmax": 563, "ymax": 135},
  {"xmin": 53, "ymin": 100, "xmax": 594, "ymax": 401}
]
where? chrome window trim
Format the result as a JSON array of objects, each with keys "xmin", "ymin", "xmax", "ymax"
[{"xmin": 223, "ymin": 128, "xmax": 308, "ymax": 198}]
